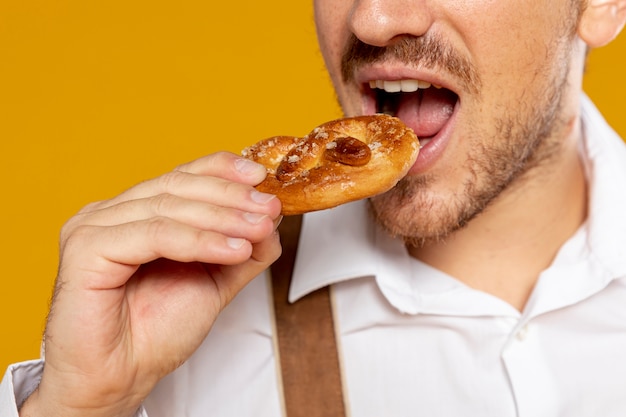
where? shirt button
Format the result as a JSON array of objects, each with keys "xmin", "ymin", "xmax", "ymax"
[{"xmin": 516, "ymin": 324, "xmax": 530, "ymax": 341}]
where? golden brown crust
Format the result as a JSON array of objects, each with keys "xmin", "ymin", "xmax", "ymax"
[{"xmin": 242, "ymin": 114, "xmax": 419, "ymax": 215}]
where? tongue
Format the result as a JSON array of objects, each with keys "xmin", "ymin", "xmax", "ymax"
[{"xmin": 396, "ymin": 88, "xmax": 457, "ymax": 138}]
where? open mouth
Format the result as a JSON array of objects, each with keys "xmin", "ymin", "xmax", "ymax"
[{"xmin": 369, "ymin": 79, "xmax": 459, "ymax": 147}]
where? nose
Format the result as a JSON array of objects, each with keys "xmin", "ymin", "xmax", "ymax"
[{"xmin": 348, "ymin": 0, "xmax": 433, "ymax": 47}]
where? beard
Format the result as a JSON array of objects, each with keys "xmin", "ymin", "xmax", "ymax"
[
  {"xmin": 334, "ymin": 0, "xmax": 586, "ymax": 248},
  {"xmin": 369, "ymin": 89, "xmax": 569, "ymax": 248},
  {"xmin": 363, "ymin": 40, "xmax": 574, "ymax": 248}
]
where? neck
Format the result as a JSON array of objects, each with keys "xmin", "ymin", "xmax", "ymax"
[{"xmin": 407, "ymin": 118, "xmax": 588, "ymax": 312}]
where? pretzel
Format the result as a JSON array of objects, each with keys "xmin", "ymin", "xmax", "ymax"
[{"xmin": 242, "ymin": 114, "xmax": 419, "ymax": 215}]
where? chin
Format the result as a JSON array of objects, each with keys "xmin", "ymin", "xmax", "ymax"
[{"xmin": 367, "ymin": 175, "xmax": 474, "ymax": 248}]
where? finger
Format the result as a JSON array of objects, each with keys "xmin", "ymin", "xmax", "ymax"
[
  {"xmin": 70, "ymin": 182, "xmax": 280, "ymax": 228},
  {"xmin": 82, "ymin": 157, "xmax": 272, "ymax": 213},
  {"xmin": 175, "ymin": 151, "xmax": 267, "ymax": 181},
  {"xmin": 69, "ymin": 195, "xmax": 278, "ymax": 243},
  {"xmin": 62, "ymin": 218, "xmax": 261, "ymax": 290},
  {"xmin": 211, "ymin": 227, "xmax": 283, "ymax": 308}
]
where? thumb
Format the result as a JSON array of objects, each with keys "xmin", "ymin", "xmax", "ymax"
[{"xmin": 211, "ymin": 224, "xmax": 282, "ymax": 309}]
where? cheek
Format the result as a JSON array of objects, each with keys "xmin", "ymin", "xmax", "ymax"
[
  {"xmin": 314, "ymin": 1, "xmax": 347, "ymax": 67},
  {"xmin": 314, "ymin": 1, "xmax": 361, "ymax": 113},
  {"xmin": 446, "ymin": 0, "xmax": 556, "ymax": 74},
  {"xmin": 449, "ymin": 3, "xmax": 569, "ymax": 129}
]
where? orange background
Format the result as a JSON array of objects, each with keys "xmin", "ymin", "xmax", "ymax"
[{"xmin": 0, "ymin": 0, "xmax": 624, "ymax": 373}]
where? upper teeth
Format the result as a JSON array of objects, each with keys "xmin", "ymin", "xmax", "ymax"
[{"xmin": 369, "ymin": 79, "xmax": 442, "ymax": 93}]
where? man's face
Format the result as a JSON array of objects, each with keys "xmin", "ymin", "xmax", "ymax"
[{"xmin": 314, "ymin": 0, "xmax": 585, "ymax": 246}]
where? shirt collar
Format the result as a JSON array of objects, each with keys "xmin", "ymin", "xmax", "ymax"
[
  {"xmin": 289, "ymin": 199, "xmax": 383, "ymax": 302},
  {"xmin": 579, "ymin": 93, "xmax": 626, "ymax": 277},
  {"xmin": 290, "ymin": 200, "xmax": 520, "ymax": 315},
  {"xmin": 289, "ymin": 198, "xmax": 440, "ymax": 309}
]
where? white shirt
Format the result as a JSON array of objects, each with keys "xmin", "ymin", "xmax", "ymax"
[{"xmin": 3, "ymin": 95, "xmax": 626, "ymax": 417}]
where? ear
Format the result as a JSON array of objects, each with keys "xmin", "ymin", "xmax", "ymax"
[{"xmin": 578, "ymin": 0, "xmax": 626, "ymax": 47}]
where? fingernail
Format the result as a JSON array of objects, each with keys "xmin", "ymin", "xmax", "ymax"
[
  {"xmin": 226, "ymin": 237, "xmax": 246, "ymax": 249},
  {"xmin": 251, "ymin": 190, "xmax": 276, "ymax": 204},
  {"xmin": 235, "ymin": 158, "xmax": 264, "ymax": 176},
  {"xmin": 243, "ymin": 212, "xmax": 268, "ymax": 225}
]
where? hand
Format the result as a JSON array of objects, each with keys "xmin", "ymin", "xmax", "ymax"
[{"xmin": 20, "ymin": 152, "xmax": 282, "ymax": 417}]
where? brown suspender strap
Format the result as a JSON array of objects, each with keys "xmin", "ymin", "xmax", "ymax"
[{"xmin": 270, "ymin": 214, "xmax": 347, "ymax": 417}]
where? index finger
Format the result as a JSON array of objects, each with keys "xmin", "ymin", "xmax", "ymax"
[{"xmin": 176, "ymin": 151, "xmax": 267, "ymax": 185}]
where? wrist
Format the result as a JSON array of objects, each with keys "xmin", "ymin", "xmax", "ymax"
[{"xmin": 19, "ymin": 384, "xmax": 143, "ymax": 417}]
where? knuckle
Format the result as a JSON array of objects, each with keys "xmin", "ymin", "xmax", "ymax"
[
  {"xmin": 175, "ymin": 152, "xmax": 232, "ymax": 175},
  {"xmin": 76, "ymin": 200, "xmax": 104, "ymax": 215},
  {"xmin": 61, "ymin": 223, "xmax": 94, "ymax": 255},
  {"xmin": 145, "ymin": 216, "xmax": 173, "ymax": 243},
  {"xmin": 172, "ymin": 161, "xmax": 189, "ymax": 172},
  {"xmin": 59, "ymin": 199, "xmax": 108, "ymax": 247},
  {"xmin": 150, "ymin": 193, "xmax": 177, "ymax": 216},
  {"xmin": 59, "ymin": 218, "xmax": 76, "ymax": 244},
  {"xmin": 59, "ymin": 213, "xmax": 88, "ymax": 248},
  {"xmin": 157, "ymin": 170, "xmax": 187, "ymax": 194}
]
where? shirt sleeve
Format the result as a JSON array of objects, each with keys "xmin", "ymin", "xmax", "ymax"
[{"xmin": 0, "ymin": 360, "xmax": 148, "ymax": 417}]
